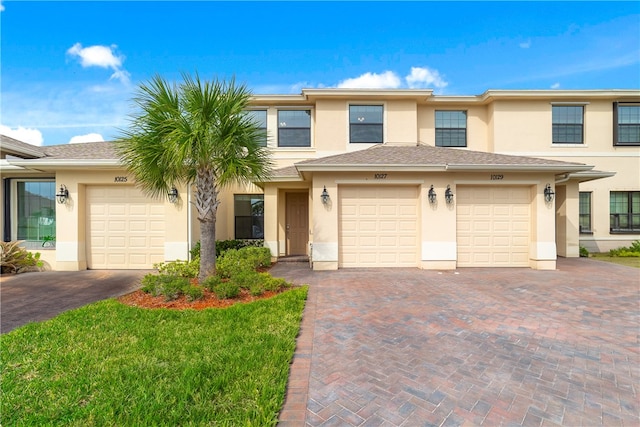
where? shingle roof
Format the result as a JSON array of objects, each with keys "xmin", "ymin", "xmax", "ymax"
[
  {"xmin": 0, "ymin": 134, "xmax": 46, "ymax": 158},
  {"xmin": 272, "ymin": 165, "xmax": 300, "ymax": 178},
  {"xmin": 295, "ymin": 144, "xmax": 584, "ymax": 168},
  {"xmin": 41, "ymin": 142, "xmax": 118, "ymax": 159}
]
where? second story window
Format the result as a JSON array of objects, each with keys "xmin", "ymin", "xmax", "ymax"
[
  {"xmin": 278, "ymin": 110, "xmax": 311, "ymax": 147},
  {"xmin": 349, "ymin": 105, "xmax": 383, "ymax": 143},
  {"xmin": 614, "ymin": 102, "xmax": 640, "ymax": 146},
  {"xmin": 245, "ymin": 110, "xmax": 267, "ymax": 146},
  {"xmin": 552, "ymin": 106, "xmax": 583, "ymax": 144},
  {"xmin": 435, "ymin": 110, "xmax": 467, "ymax": 147}
]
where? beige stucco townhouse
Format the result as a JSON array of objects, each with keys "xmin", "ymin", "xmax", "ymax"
[{"xmin": 1, "ymin": 89, "xmax": 638, "ymax": 271}]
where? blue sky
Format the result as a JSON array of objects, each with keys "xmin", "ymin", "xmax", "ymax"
[{"xmin": 1, "ymin": 1, "xmax": 639, "ymax": 146}]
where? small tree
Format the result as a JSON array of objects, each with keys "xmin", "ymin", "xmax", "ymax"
[{"xmin": 116, "ymin": 73, "xmax": 271, "ymax": 281}]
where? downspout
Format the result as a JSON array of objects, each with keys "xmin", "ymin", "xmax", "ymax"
[{"xmin": 187, "ymin": 185, "xmax": 192, "ymax": 260}]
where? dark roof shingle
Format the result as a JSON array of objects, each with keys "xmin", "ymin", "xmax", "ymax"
[{"xmin": 295, "ymin": 144, "xmax": 584, "ymax": 167}]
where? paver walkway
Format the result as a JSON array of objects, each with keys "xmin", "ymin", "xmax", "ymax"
[{"xmin": 273, "ymin": 258, "xmax": 640, "ymax": 426}]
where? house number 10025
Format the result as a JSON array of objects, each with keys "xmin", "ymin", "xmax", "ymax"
[{"xmin": 374, "ymin": 173, "xmax": 387, "ymax": 179}]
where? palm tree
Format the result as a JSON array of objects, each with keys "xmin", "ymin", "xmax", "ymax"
[{"xmin": 116, "ymin": 73, "xmax": 271, "ymax": 281}]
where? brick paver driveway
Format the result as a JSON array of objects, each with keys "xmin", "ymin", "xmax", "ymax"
[{"xmin": 273, "ymin": 258, "xmax": 639, "ymax": 426}]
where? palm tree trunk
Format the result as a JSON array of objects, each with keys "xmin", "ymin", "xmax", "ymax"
[
  {"xmin": 199, "ymin": 220, "xmax": 216, "ymax": 281},
  {"xmin": 195, "ymin": 167, "xmax": 219, "ymax": 282}
]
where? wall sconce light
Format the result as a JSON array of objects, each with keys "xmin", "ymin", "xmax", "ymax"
[
  {"xmin": 544, "ymin": 183, "xmax": 555, "ymax": 203},
  {"xmin": 56, "ymin": 184, "xmax": 69, "ymax": 204},
  {"xmin": 428, "ymin": 185, "xmax": 437, "ymax": 204},
  {"xmin": 320, "ymin": 186, "xmax": 330, "ymax": 205},
  {"xmin": 168, "ymin": 187, "xmax": 179, "ymax": 204},
  {"xmin": 445, "ymin": 185, "xmax": 454, "ymax": 204}
]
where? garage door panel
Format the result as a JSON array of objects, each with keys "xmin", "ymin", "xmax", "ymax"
[
  {"xmin": 87, "ymin": 186, "xmax": 165, "ymax": 269},
  {"xmin": 108, "ymin": 205, "xmax": 127, "ymax": 215},
  {"xmin": 339, "ymin": 186, "xmax": 418, "ymax": 268},
  {"xmin": 379, "ymin": 221, "xmax": 398, "ymax": 232},
  {"xmin": 475, "ymin": 206, "xmax": 491, "ymax": 216},
  {"xmin": 457, "ymin": 186, "xmax": 530, "ymax": 267},
  {"xmin": 129, "ymin": 221, "xmax": 148, "ymax": 232},
  {"xmin": 513, "ymin": 221, "xmax": 529, "ymax": 232},
  {"xmin": 109, "ymin": 221, "xmax": 127, "ymax": 232},
  {"xmin": 493, "ymin": 206, "xmax": 511, "ymax": 216}
]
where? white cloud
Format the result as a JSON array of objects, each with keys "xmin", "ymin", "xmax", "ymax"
[
  {"xmin": 67, "ymin": 43, "xmax": 130, "ymax": 83},
  {"xmin": 337, "ymin": 71, "xmax": 401, "ymax": 89},
  {"xmin": 519, "ymin": 39, "xmax": 532, "ymax": 49},
  {"xmin": 68, "ymin": 133, "xmax": 105, "ymax": 144},
  {"xmin": 405, "ymin": 67, "xmax": 448, "ymax": 89},
  {"xmin": 551, "ymin": 82, "xmax": 561, "ymax": 89},
  {"xmin": 0, "ymin": 1, "xmax": 5, "ymax": 12},
  {"xmin": 0, "ymin": 125, "xmax": 44, "ymax": 146}
]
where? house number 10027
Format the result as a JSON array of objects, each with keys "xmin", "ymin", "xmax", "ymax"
[{"xmin": 374, "ymin": 173, "xmax": 387, "ymax": 179}]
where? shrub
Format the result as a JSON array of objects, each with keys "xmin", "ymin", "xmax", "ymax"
[
  {"xmin": 184, "ymin": 285, "xmax": 204, "ymax": 302},
  {"xmin": 189, "ymin": 241, "xmax": 201, "ymax": 259},
  {"xmin": 140, "ymin": 274, "xmax": 163, "ymax": 296},
  {"xmin": 162, "ymin": 277, "xmax": 189, "ymax": 301},
  {"xmin": 154, "ymin": 259, "xmax": 199, "ymax": 278},
  {"xmin": 213, "ymin": 280, "xmax": 240, "ymax": 299},
  {"xmin": 216, "ymin": 249, "xmax": 255, "ymax": 278},
  {"xmin": 189, "ymin": 239, "xmax": 265, "ymax": 259},
  {"xmin": 249, "ymin": 283, "xmax": 265, "ymax": 297},
  {"xmin": 241, "ymin": 246, "xmax": 272, "ymax": 268},
  {"xmin": 140, "ymin": 274, "xmax": 190, "ymax": 301},
  {"xmin": 0, "ymin": 241, "xmax": 43, "ymax": 274},
  {"xmin": 259, "ymin": 273, "xmax": 291, "ymax": 292},
  {"xmin": 231, "ymin": 270, "xmax": 262, "ymax": 289},
  {"xmin": 579, "ymin": 246, "xmax": 589, "ymax": 257},
  {"xmin": 609, "ymin": 240, "xmax": 640, "ymax": 258},
  {"xmin": 201, "ymin": 275, "xmax": 223, "ymax": 292}
]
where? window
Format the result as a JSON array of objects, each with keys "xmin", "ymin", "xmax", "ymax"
[
  {"xmin": 579, "ymin": 192, "xmax": 592, "ymax": 233},
  {"xmin": 349, "ymin": 105, "xmax": 383, "ymax": 143},
  {"xmin": 234, "ymin": 195, "xmax": 264, "ymax": 239},
  {"xmin": 278, "ymin": 110, "xmax": 311, "ymax": 147},
  {"xmin": 552, "ymin": 106, "xmax": 583, "ymax": 144},
  {"xmin": 610, "ymin": 191, "xmax": 640, "ymax": 233},
  {"xmin": 435, "ymin": 111, "xmax": 467, "ymax": 147},
  {"xmin": 14, "ymin": 180, "xmax": 56, "ymax": 247},
  {"xmin": 245, "ymin": 110, "xmax": 267, "ymax": 146},
  {"xmin": 614, "ymin": 102, "xmax": 640, "ymax": 146}
]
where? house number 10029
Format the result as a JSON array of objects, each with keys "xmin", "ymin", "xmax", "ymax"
[
  {"xmin": 490, "ymin": 174, "xmax": 504, "ymax": 180},
  {"xmin": 374, "ymin": 173, "xmax": 387, "ymax": 179}
]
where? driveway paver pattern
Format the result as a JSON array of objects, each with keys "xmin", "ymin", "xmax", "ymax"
[{"xmin": 274, "ymin": 258, "xmax": 640, "ymax": 426}]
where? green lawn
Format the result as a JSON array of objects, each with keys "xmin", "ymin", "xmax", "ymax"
[
  {"xmin": 589, "ymin": 254, "xmax": 640, "ymax": 268},
  {"xmin": 1, "ymin": 287, "xmax": 307, "ymax": 426}
]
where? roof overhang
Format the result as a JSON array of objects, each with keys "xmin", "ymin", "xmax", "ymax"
[
  {"xmin": 6, "ymin": 159, "xmax": 123, "ymax": 172},
  {"xmin": 1, "ymin": 142, "xmax": 44, "ymax": 159},
  {"xmin": 560, "ymin": 170, "xmax": 616, "ymax": 183},
  {"xmin": 295, "ymin": 163, "xmax": 594, "ymax": 174},
  {"xmin": 445, "ymin": 164, "xmax": 594, "ymax": 173}
]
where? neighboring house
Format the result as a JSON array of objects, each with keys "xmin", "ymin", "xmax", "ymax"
[{"xmin": 1, "ymin": 89, "xmax": 638, "ymax": 271}]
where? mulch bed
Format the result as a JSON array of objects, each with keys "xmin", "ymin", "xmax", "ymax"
[{"xmin": 118, "ymin": 288, "xmax": 284, "ymax": 310}]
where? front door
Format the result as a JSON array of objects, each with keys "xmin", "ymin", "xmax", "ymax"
[{"xmin": 286, "ymin": 192, "xmax": 309, "ymax": 255}]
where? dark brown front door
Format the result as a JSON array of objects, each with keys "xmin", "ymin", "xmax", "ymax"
[{"xmin": 286, "ymin": 193, "xmax": 309, "ymax": 255}]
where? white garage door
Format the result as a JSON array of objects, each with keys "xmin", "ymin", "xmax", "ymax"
[
  {"xmin": 457, "ymin": 186, "xmax": 531, "ymax": 267},
  {"xmin": 339, "ymin": 186, "xmax": 419, "ymax": 268},
  {"xmin": 87, "ymin": 186, "xmax": 165, "ymax": 269}
]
